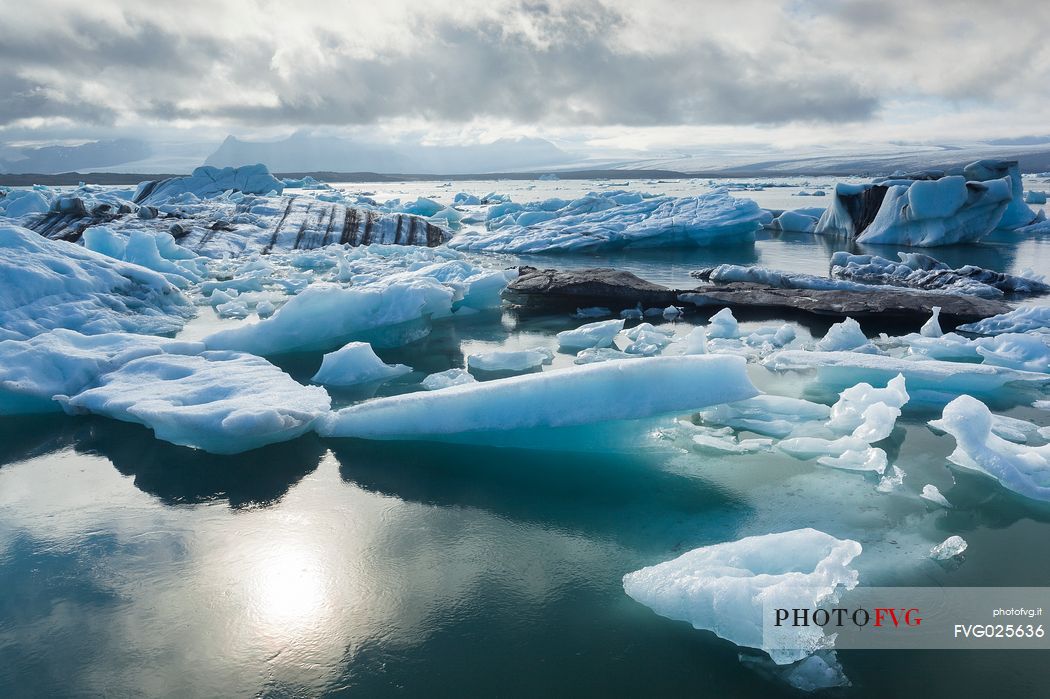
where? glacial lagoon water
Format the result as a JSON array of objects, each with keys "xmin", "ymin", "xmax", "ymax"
[{"xmin": 2, "ymin": 177, "xmax": 1050, "ymax": 696}]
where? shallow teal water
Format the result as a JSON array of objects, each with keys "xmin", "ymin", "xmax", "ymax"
[{"xmin": 2, "ymin": 191, "xmax": 1050, "ymax": 696}]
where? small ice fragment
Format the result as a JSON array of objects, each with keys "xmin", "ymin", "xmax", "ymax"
[
  {"xmin": 311, "ymin": 342, "xmax": 411, "ymax": 387},
  {"xmin": 557, "ymin": 319, "xmax": 624, "ymax": 350},
  {"xmin": 707, "ymin": 308, "xmax": 739, "ymax": 339},
  {"xmin": 921, "ymin": 484, "xmax": 952, "ymax": 508},
  {"xmin": 421, "ymin": 368, "xmax": 477, "ymax": 390},
  {"xmin": 920, "ymin": 306, "xmax": 943, "ymax": 338},
  {"xmin": 467, "ymin": 347, "xmax": 554, "ymax": 372},
  {"xmin": 929, "ymin": 535, "xmax": 968, "ymax": 560},
  {"xmin": 877, "ymin": 465, "xmax": 905, "ymax": 492}
]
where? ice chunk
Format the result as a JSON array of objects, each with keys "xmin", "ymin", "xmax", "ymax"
[
  {"xmin": 573, "ymin": 347, "xmax": 636, "ymax": 364},
  {"xmin": 920, "ymin": 484, "xmax": 952, "ymax": 508},
  {"xmin": 421, "ymin": 368, "xmax": 477, "ymax": 390},
  {"xmin": 623, "ymin": 528, "xmax": 861, "ymax": 665},
  {"xmin": 318, "ymin": 355, "xmax": 758, "ymax": 441},
  {"xmin": 0, "ymin": 189, "xmax": 51, "ymax": 218},
  {"xmin": 957, "ymin": 306, "xmax": 1050, "ymax": 335},
  {"xmin": 817, "ymin": 447, "xmax": 888, "ymax": 474},
  {"xmin": 929, "ymin": 395, "xmax": 1050, "ymax": 502},
  {"xmin": 698, "ymin": 395, "xmax": 831, "ymax": 438},
  {"xmin": 765, "ymin": 350, "xmax": 1048, "ymax": 396},
  {"xmin": 467, "ymin": 347, "xmax": 554, "ymax": 372},
  {"xmin": 59, "ymin": 351, "xmax": 331, "ymax": 453},
  {"xmin": 556, "ymin": 319, "xmax": 625, "ymax": 350},
  {"xmin": 679, "ymin": 326, "xmax": 708, "ymax": 355},
  {"xmin": 311, "ymin": 342, "xmax": 411, "ymax": 386},
  {"xmin": 449, "ymin": 189, "xmax": 766, "ymax": 253},
  {"xmin": 769, "ymin": 210, "xmax": 818, "ymax": 233},
  {"xmin": 707, "ymin": 308, "xmax": 739, "ymax": 339},
  {"xmin": 0, "ymin": 224, "xmax": 193, "ymax": 341},
  {"xmin": 135, "ymin": 164, "xmax": 284, "ymax": 204},
  {"xmin": 815, "ymin": 317, "xmax": 880, "ymax": 353},
  {"xmin": 929, "ymin": 535, "xmax": 968, "ymax": 560},
  {"xmin": 1025, "ymin": 191, "xmax": 1047, "ymax": 205},
  {"xmin": 877, "ymin": 465, "xmax": 905, "ymax": 492},
  {"xmin": 205, "ymin": 281, "xmax": 453, "ymax": 355},
  {"xmin": 920, "ymin": 306, "xmax": 943, "ymax": 338},
  {"xmin": 816, "ymin": 174, "xmax": 1012, "ymax": 246},
  {"xmin": 974, "ymin": 333, "xmax": 1050, "ymax": 373},
  {"xmin": 963, "ymin": 159, "xmax": 1040, "ymax": 230},
  {"xmin": 827, "ymin": 374, "xmax": 909, "ymax": 434},
  {"xmin": 0, "ymin": 329, "xmax": 202, "ymax": 414}
]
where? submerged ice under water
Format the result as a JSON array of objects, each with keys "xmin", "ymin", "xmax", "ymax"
[{"xmin": 1, "ymin": 174, "xmax": 1049, "ymax": 697}]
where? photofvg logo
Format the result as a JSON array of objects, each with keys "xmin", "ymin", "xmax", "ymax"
[
  {"xmin": 774, "ymin": 607, "xmax": 922, "ymax": 629},
  {"xmin": 762, "ymin": 588, "xmax": 1050, "ymax": 653}
]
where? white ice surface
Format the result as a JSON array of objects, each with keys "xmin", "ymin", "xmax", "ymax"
[
  {"xmin": 556, "ymin": 319, "xmax": 625, "ymax": 350},
  {"xmin": 623, "ymin": 528, "xmax": 861, "ymax": 665},
  {"xmin": 59, "ymin": 350, "xmax": 331, "ymax": 454},
  {"xmin": 310, "ymin": 341, "xmax": 411, "ymax": 387},
  {"xmin": 318, "ymin": 355, "xmax": 758, "ymax": 440}
]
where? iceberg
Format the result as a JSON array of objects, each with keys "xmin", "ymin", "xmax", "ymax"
[
  {"xmin": 133, "ymin": 164, "xmax": 285, "ymax": 204},
  {"xmin": 765, "ymin": 350, "xmax": 1049, "ymax": 395},
  {"xmin": 556, "ymin": 319, "xmax": 625, "ymax": 350},
  {"xmin": 707, "ymin": 308, "xmax": 740, "ymax": 339},
  {"xmin": 829, "ymin": 252, "xmax": 1048, "ymax": 298},
  {"xmin": 421, "ymin": 368, "xmax": 476, "ymax": 390},
  {"xmin": 929, "ymin": 395, "xmax": 1050, "ymax": 502},
  {"xmin": 815, "ymin": 318, "xmax": 880, "ymax": 353},
  {"xmin": 697, "ymin": 395, "xmax": 831, "ymax": 438},
  {"xmin": 205, "ymin": 280, "xmax": 452, "ymax": 356},
  {"xmin": 929, "ymin": 536, "xmax": 968, "ymax": 560},
  {"xmin": 466, "ymin": 347, "xmax": 554, "ymax": 372},
  {"xmin": 0, "ymin": 329, "xmax": 202, "ymax": 414},
  {"xmin": 826, "ymin": 374, "xmax": 909, "ymax": 434},
  {"xmin": 963, "ymin": 159, "xmax": 1041, "ymax": 230},
  {"xmin": 310, "ymin": 342, "xmax": 411, "ymax": 386},
  {"xmin": 0, "ymin": 224, "xmax": 193, "ymax": 341},
  {"xmin": 957, "ymin": 306, "xmax": 1050, "ymax": 335},
  {"xmin": 448, "ymin": 189, "xmax": 766, "ymax": 253},
  {"xmin": 59, "ymin": 351, "xmax": 331, "ymax": 454},
  {"xmin": 318, "ymin": 355, "xmax": 758, "ymax": 441},
  {"xmin": 623, "ymin": 528, "xmax": 861, "ymax": 665},
  {"xmin": 975, "ymin": 333, "xmax": 1050, "ymax": 373}
]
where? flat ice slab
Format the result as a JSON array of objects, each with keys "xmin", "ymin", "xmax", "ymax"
[
  {"xmin": 60, "ymin": 351, "xmax": 331, "ymax": 454},
  {"xmin": 318, "ymin": 355, "xmax": 758, "ymax": 440},
  {"xmin": 623, "ymin": 528, "xmax": 861, "ymax": 665}
]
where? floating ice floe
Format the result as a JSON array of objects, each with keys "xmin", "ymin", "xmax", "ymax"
[
  {"xmin": 573, "ymin": 347, "xmax": 637, "ymax": 364},
  {"xmin": 421, "ymin": 368, "xmax": 477, "ymax": 390},
  {"xmin": 815, "ymin": 161, "xmax": 1041, "ymax": 246},
  {"xmin": 930, "ymin": 535, "xmax": 968, "ymax": 560},
  {"xmin": 623, "ymin": 528, "xmax": 862, "ymax": 665},
  {"xmin": 929, "ymin": 395, "xmax": 1050, "ymax": 502},
  {"xmin": 829, "ymin": 252, "xmax": 1049, "ymax": 298},
  {"xmin": 765, "ymin": 350, "xmax": 1049, "ymax": 396},
  {"xmin": 706, "ymin": 307, "xmax": 739, "ymax": 339},
  {"xmin": 467, "ymin": 347, "xmax": 554, "ymax": 372},
  {"xmin": 920, "ymin": 484, "xmax": 953, "ymax": 508},
  {"xmin": 59, "ymin": 351, "xmax": 331, "ymax": 453},
  {"xmin": 0, "ymin": 329, "xmax": 203, "ymax": 414},
  {"xmin": 0, "ymin": 224, "xmax": 194, "ymax": 341},
  {"xmin": 310, "ymin": 341, "xmax": 411, "ymax": 387},
  {"xmin": 447, "ymin": 189, "xmax": 766, "ymax": 253},
  {"xmin": 556, "ymin": 319, "xmax": 625, "ymax": 350},
  {"xmin": 697, "ymin": 395, "xmax": 831, "ymax": 438},
  {"xmin": 957, "ymin": 306, "xmax": 1050, "ymax": 335},
  {"xmin": 134, "ymin": 164, "xmax": 284, "ymax": 204},
  {"xmin": 815, "ymin": 317, "xmax": 881, "ymax": 354},
  {"xmin": 318, "ymin": 355, "xmax": 758, "ymax": 441}
]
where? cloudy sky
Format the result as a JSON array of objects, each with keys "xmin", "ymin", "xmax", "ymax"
[{"xmin": 3, "ymin": 0, "xmax": 1049, "ymax": 154}]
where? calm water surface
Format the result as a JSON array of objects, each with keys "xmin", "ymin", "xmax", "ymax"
[{"xmin": 1, "ymin": 178, "xmax": 1049, "ymax": 696}]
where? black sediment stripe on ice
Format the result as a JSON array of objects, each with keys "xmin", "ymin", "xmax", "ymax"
[
  {"xmin": 262, "ymin": 196, "xmax": 296, "ymax": 255},
  {"xmin": 425, "ymin": 221, "xmax": 446, "ymax": 247},
  {"xmin": 320, "ymin": 205, "xmax": 338, "ymax": 247},
  {"xmin": 360, "ymin": 211, "xmax": 377, "ymax": 245},
  {"xmin": 340, "ymin": 208, "xmax": 359, "ymax": 245},
  {"xmin": 132, "ymin": 179, "xmax": 160, "ymax": 204},
  {"xmin": 394, "ymin": 215, "xmax": 405, "ymax": 244},
  {"xmin": 292, "ymin": 202, "xmax": 314, "ymax": 250},
  {"xmin": 406, "ymin": 216, "xmax": 418, "ymax": 245}
]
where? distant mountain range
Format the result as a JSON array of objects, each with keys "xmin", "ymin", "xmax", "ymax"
[
  {"xmin": 203, "ymin": 133, "xmax": 574, "ymax": 174},
  {"xmin": 3, "ymin": 134, "xmax": 1050, "ymax": 179}
]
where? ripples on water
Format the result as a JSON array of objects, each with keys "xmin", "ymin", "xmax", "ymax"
[{"xmin": 1, "ymin": 177, "xmax": 1049, "ymax": 696}]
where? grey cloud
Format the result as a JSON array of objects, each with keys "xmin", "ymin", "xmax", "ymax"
[{"xmin": 0, "ymin": 0, "xmax": 879, "ymax": 130}]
